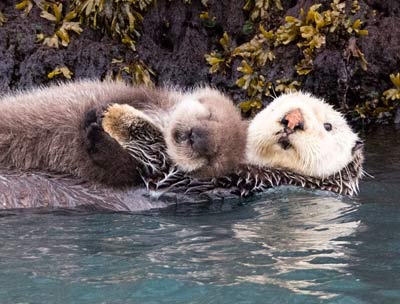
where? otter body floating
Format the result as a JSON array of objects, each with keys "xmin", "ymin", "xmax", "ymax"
[
  {"xmin": 0, "ymin": 80, "xmax": 247, "ymax": 185},
  {"xmin": 0, "ymin": 149, "xmax": 362, "ymax": 211},
  {"xmin": 0, "ymin": 83, "xmax": 364, "ymax": 210},
  {"xmin": 104, "ymin": 90, "xmax": 365, "ymax": 198}
]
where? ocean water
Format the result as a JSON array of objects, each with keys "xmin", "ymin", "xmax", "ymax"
[{"xmin": 0, "ymin": 126, "xmax": 399, "ymax": 304}]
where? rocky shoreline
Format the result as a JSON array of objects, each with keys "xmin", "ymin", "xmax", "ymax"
[{"xmin": 0, "ymin": 0, "xmax": 399, "ymax": 125}]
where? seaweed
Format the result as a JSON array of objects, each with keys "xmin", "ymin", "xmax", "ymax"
[
  {"xmin": 205, "ymin": 0, "xmax": 369, "ymax": 116},
  {"xmin": 355, "ymin": 73, "xmax": 400, "ymax": 122},
  {"xmin": 106, "ymin": 58, "xmax": 155, "ymax": 86},
  {"xmin": 0, "ymin": 11, "xmax": 7, "ymax": 26},
  {"xmin": 48, "ymin": 66, "xmax": 74, "ymax": 79}
]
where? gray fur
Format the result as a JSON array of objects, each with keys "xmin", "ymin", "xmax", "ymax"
[{"xmin": 0, "ymin": 80, "xmax": 175, "ymax": 187}]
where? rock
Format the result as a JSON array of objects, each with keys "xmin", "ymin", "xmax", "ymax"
[{"xmin": 0, "ymin": 0, "xmax": 399, "ymax": 123}]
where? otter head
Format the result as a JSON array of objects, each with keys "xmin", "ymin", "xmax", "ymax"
[
  {"xmin": 165, "ymin": 88, "xmax": 247, "ymax": 178},
  {"xmin": 246, "ymin": 92, "xmax": 363, "ymax": 178}
]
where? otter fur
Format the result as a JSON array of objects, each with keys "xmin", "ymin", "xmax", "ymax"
[
  {"xmin": 0, "ymin": 80, "xmax": 247, "ymax": 186},
  {"xmin": 103, "ymin": 87, "xmax": 247, "ymax": 178},
  {"xmin": 246, "ymin": 92, "xmax": 363, "ymax": 178},
  {"xmin": 0, "ymin": 88, "xmax": 364, "ymax": 210},
  {"xmin": 95, "ymin": 91, "xmax": 364, "ymax": 198},
  {"xmin": 0, "ymin": 80, "xmax": 175, "ymax": 187}
]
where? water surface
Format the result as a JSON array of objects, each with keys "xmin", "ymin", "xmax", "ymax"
[{"xmin": 0, "ymin": 126, "xmax": 399, "ymax": 304}]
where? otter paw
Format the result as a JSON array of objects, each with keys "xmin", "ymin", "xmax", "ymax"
[
  {"xmin": 84, "ymin": 107, "xmax": 104, "ymax": 130},
  {"xmin": 85, "ymin": 123, "xmax": 106, "ymax": 154},
  {"xmin": 101, "ymin": 104, "xmax": 160, "ymax": 145},
  {"xmin": 84, "ymin": 106, "xmax": 118, "ymax": 155}
]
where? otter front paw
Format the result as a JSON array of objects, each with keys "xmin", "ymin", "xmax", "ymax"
[
  {"xmin": 84, "ymin": 108, "xmax": 108, "ymax": 154},
  {"xmin": 84, "ymin": 105, "xmax": 127, "ymax": 158},
  {"xmin": 101, "ymin": 104, "xmax": 162, "ymax": 146}
]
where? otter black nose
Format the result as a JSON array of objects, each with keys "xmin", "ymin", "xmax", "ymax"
[
  {"xmin": 281, "ymin": 108, "xmax": 304, "ymax": 133},
  {"xmin": 189, "ymin": 128, "xmax": 209, "ymax": 155}
]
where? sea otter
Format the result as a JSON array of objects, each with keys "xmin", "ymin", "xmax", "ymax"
[
  {"xmin": 101, "ymin": 87, "xmax": 247, "ymax": 178},
  {"xmin": 0, "ymin": 87, "xmax": 364, "ymax": 210},
  {"xmin": 96, "ymin": 91, "xmax": 363, "ymax": 197},
  {"xmin": 0, "ymin": 80, "xmax": 246, "ymax": 186},
  {"xmin": 246, "ymin": 92, "xmax": 363, "ymax": 177}
]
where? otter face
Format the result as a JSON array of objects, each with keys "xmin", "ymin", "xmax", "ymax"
[
  {"xmin": 165, "ymin": 88, "xmax": 247, "ymax": 178},
  {"xmin": 247, "ymin": 92, "xmax": 362, "ymax": 178}
]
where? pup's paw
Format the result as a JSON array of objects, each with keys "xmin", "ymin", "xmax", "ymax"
[
  {"xmin": 84, "ymin": 107, "xmax": 104, "ymax": 130},
  {"xmin": 84, "ymin": 105, "xmax": 122, "ymax": 155},
  {"xmin": 101, "ymin": 104, "xmax": 159, "ymax": 145}
]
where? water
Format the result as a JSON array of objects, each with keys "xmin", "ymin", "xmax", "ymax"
[{"xmin": 0, "ymin": 126, "xmax": 399, "ymax": 304}]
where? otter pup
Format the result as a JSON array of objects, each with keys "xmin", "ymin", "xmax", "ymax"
[
  {"xmin": 246, "ymin": 92, "xmax": 363, "ymax": 178},
  {"xmin": 0, "ymin": 80, "xmax": 246, "ymax": 186},
  {"xmin": 102, "ymin": 87, "xmax": 247, "ymax": 178}
]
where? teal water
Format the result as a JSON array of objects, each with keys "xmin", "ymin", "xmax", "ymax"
[{"xmin": 0, "ymin": 126, "xmax": 399, "ymax": 304}]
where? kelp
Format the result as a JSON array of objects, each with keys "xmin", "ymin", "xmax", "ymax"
[
  {"xmin": 106, "ymin": 58, "xmax": 156, "ymax": 87},
  {"xmin": 205, "ymin": 0, "xmax": 369, "ymax": 116},
  {"xmin": 355, "ymin": 73, "xmax": 400, "ymax": 122},
  {"xmin": 48, "ymin": 66, "xmax": 74, "ymax": 79},
  {"xmin": 0, "ymin": 11, "xmax": 7, "ymax": 26},
  {"xmin": 14, "ymin": 0, "xmax": 157, "ymax": 86}
]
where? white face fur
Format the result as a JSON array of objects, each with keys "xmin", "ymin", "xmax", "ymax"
[{"xmin": 246, "ymin": 92, "xmax": 360, "ymax": 178}]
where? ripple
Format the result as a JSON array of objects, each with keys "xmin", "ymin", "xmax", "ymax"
[{"xmin": 1, "ymin": 126, "xmax": 400, "ymax": 303}]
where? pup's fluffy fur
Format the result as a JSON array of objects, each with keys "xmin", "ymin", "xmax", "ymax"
[
  {"xmin": 101, "ymin": 87, "xmax": 247, "ymax": 178},
  {"xmin": 0, "ymin": 80, "xmax": 176, "ymax": 186},
  {"xmin": 0, "ymin": 80, "xmax": 247, "ymax": 185}
]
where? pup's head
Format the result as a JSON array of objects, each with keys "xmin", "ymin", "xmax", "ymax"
[
  {"xmin": 246, "ymin": 92, "xmax": 363, "ymax": 177},
  {"xmin": 166, "ymin": 88, "xmax": 247, "ymax": 178}
]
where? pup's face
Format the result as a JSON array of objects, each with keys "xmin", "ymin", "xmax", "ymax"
[
  {"xmin": 166, "ymin": 88, "xmax": 247, "ymax": 178},
  {"xmin": 246, "ymin": 92, "xmax": 362, "ymax": 178}
]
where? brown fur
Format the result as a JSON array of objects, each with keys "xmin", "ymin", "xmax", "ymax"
[
  {"xmin": 0, "ymin": 80, "xmax": 248, "ymax": 187},
  {"xmin": 100, "ymin": 88, "xmax": 248, "ymax": 179},
  {"xmin": 0, "ymin": 80, "xmax": 176, "ymax": 187},
  {"xmin": 165, "ymin": 88, "xmax": 248, "ymax": 177}
]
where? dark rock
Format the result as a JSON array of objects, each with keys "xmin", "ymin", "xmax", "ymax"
[
  {"xmin": 0, "ymin": 0, "xmax": 399, "ymax": 123},
  {"xmin": 395, "ymin": 108, "xmax": 400, "ymax": 125}
]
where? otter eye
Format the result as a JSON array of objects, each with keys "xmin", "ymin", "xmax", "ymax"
[
  {"xmin": 324, "ymin": 123, "xmax": 332, "ymax": 131},
  {"xmin": 173, "ymin": 130, "xmax": 188, "ymax": 143}
]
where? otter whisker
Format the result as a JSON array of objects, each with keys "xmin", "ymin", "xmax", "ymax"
[
  {"xmin": 361, "ymin": 169, "xmax": 374, "ymax": 179},
  {"xmin": 338, "ymin": 170, "xmax": 343, "ymax": 194}
]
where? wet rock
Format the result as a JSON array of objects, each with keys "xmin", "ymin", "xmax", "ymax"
[{"xmin": 0, "ymin": 0, "xmax": 399, "ymax": 123}]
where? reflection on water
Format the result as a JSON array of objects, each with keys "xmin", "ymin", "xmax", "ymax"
[
  {"xmin": 0, "ymin": 126, "xmax": 399, "ymax": 303},
  {"xmin": 232, "ymin": 194, "xmax": 360, "ymax": 299},
  {"xmin": 0, "ymin": 191, "xmax": 363, "ymax": 303}
]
